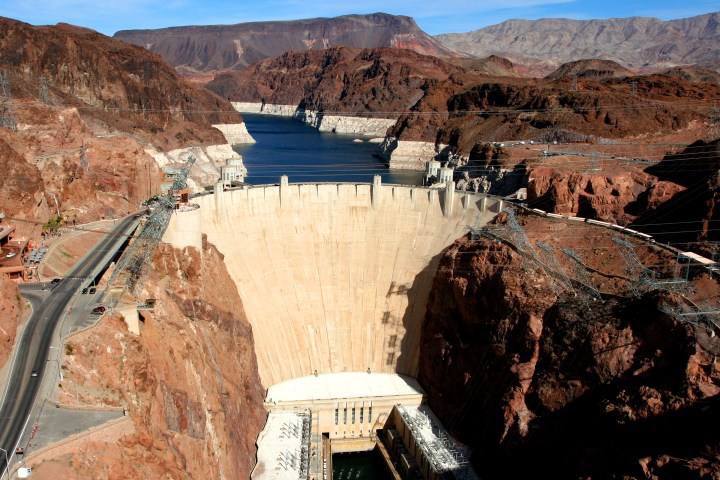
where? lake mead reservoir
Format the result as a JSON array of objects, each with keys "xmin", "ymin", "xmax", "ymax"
[{"xmin": 235, "ymin": 114, "xmax": 424, "ymax": 185}]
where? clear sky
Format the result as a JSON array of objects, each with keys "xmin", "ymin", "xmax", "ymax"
[{"xmin": 2, "ymin": 0, "xmax": 718, "ymax": 36}]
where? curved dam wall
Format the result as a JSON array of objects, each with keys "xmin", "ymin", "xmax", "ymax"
[{"xmin": 178, "ymin": 180, "xmax": 502, "ymax": 388}]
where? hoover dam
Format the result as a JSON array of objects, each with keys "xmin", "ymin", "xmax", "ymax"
[
  {"xmin": 163, "ymin": 177, "xmax": 500, "ymax": 477},
  {"xmin": 166, "ymin": 177, "xmax": 502, "ymax": 387}
]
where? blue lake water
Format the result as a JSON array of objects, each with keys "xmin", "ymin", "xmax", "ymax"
[{"xmin": 234, "ymin": 114, "xmax": 424, "ymax": 185}]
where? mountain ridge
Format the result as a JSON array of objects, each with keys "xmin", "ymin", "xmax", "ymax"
[
  {"xmin": 114, "ymin": 13, "xmax": 459, "ymax": 76},
  {"xmin": 436, "ymin": 12, "xmax": 720, "ymax": 74}
]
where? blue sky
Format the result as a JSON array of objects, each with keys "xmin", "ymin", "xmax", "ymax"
[{"xmin": 2, "ymin": 0, "xmax": 718, "ymax": 36}]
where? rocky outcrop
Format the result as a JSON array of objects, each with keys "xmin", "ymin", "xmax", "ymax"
[
  {"xmin": 207, "ymin": 47, "xmax": 462, "ymax": 118},
  {"xmin": 525, "ymin": 165, "xmax": 684, "ymax": 224},
  {"xmin": 232, "ymin": 102, "xmax": 297, "ymax": 116},
  {"xmin": 392, "ymin": 75, "xmax": 719, "ymax": 153},
  {"xmin": 632, "ymin": 139, "xmax": 720, "ymax": 244},
  {"xmin": 57, "ymin": 238, "xmax": 266, "ymax": 478},
  {"xmin": 114, "ymin": 13, "xmax": 458, "ymax": 75},
  {"xmin": 231, "ymin": 102, "xmax": 397, "ymax": 136},
  {"xmin": 0, "ymin": 17, "xmax": 242, "ymax": 151},
  {"xmin": 419, "ymin": 218, "xmax": 720, "ymax": 479},
  {"xmin": 662, "ymin": 66, "xmax": 720, "ymax": 86},
  {"xmin": 148, "ymin": 144, "xmax": 246, "ymax": 192},
  {"xmin": 297, "ymin": 110, "xmax": 396, "ymax": 136},
  {"xmin": 435, "ymin": 12, "xmax": 720, "ymax": 74},
  {"xmin": 212, "ymin": 123, "xmax": 256, "ymax": 145},
  {"xmin": 377, "ymin": 137, "xmax": 448, "ymax": 170},
  {"xmin": 0, "ymin": 108, "xmax": 159, "ymax": 229},
  {"xmin": 0, "ymin": 275, "xmax": 23, "ymax": 370},
  {"xmin": 0, "ymin": 17, "xmax": 250, "ymax": 230},
  {"xmin": 545, "ymin": 59, "xmax": 635, "ymax": 81}
]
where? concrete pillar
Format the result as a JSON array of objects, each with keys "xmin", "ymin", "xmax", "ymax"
[
  {"xmin": 496, "ymin": 199, "xmax": 505, "ymax": 213},
  {"xmin": 214, "ymin": 181, "xmax": 224, "ymax": 217},
  {"xmin": 479, "ymin": 196, "xmax": 487, "ymax": 212},
  {"xmin": 280, "ymin": 175, "xmax": 289, "ymax": 208},
  {"xmin": 462, "ymin": 194, "xmax": 469, "ymax": 210},
  {"xmin": 443, "ymin": 181, "xmax": 455, "ymax": 217},
  {"xmin": 372, "ymin": 175, "xmax": 382, "ymax": 208}
]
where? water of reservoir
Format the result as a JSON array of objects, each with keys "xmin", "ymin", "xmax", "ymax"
[
  {"xmin": 333, "ymin": 450, "xmax": 394, "ymax": 480},
  {"xmin": 234, "ymin": 114, "xmax": 424, "ymax": 185}
]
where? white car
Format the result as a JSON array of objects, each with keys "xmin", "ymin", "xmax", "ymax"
[{"xmin": 6, "ymin": 252, "xmax": 16, "ymax": 258}]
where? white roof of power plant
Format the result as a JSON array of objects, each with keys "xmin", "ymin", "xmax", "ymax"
[
  {"xmin": 252, "ymin": 411, "xmax": 309, "ymax": 480},
  {"xmin": 266, "ymin": 373, "xmax": 424, "ymax": 403}
]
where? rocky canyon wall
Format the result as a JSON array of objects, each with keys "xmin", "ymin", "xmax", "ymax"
[
  {"xmin": 232, "ymin": 102, "xmax": 397, "ymax": 137},
  {"xmin": 53, "ymin": 237, "xmax": 266, "ymax": 478},
  {"xmin": 0, "ymin": 276, "xmax": 24, "ymax": 371},
  {"xmin": 418, "ymin": 215, "xmax": 720, "ymax": 479}
]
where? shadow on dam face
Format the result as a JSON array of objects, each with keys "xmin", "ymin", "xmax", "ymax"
[{"xmin": 167, "ymin": 182, "xmax": 500, "ymax": 388}]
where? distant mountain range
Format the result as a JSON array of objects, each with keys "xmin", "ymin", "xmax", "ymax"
[
  {"xmin": 114, "ymin": 12, "xmax": 720, "ymax": 79},
  {"xmin": 114, "ymin": 13, "xmax": 457, "ymax": 77},
  {"xmin": 435, "ymin": 12, "xmax": 720, "ymax": 73}
]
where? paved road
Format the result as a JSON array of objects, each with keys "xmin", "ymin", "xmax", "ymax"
[{"xmin": 0, "ymin": 214, "xmax": 140, "ymax": 476}]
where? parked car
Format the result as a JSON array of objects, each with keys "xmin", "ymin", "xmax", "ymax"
[
  {"xmin": 91, "ymin": 306, "xmax": 106, "ymax": 314},
  {"xmin": 50, "ymin": 278, "xmax": 62, "ymax": 284}
]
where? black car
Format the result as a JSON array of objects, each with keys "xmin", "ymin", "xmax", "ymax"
[{"xmin": 50, "ymin": 278, "xmax": 62, "ymax": 285}]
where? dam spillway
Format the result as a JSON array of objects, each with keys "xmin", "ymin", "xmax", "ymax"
[{"xmin": 165, "ymin": 178, "xmax": 501, "ymax": 388}]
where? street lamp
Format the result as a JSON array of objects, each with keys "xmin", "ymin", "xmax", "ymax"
[{"xmin": 0, "ymin": 446, "xmax": 9, "ymax": 480}]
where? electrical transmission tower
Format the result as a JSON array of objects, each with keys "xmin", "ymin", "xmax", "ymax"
[
  {"xmin": 475, "ymin": 208, "xmax": 581, "ymax": 299},
  {"xmin": 0, "ymin": 71, "xmax": 17, "ymax": 131},
  {"xmin": 612, "ymin": 236, "xmax": 651, "ymax": 297},
  {"xmin": 105, "ymin": 155, "xmax": 196, "ymax": 299},
  {"xmin": 562, "ymin": 247, "xmax": 602, "ymax": 303},
  {"xmin": 535, "ymin": 240, "xmax": 576, "ymax": 297}
]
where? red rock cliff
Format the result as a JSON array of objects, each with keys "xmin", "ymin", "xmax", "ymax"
[
  {"xmin": 55, "ymin": 236, "xmax": 266, "ymax": 478},
  {"xmin": 419, "ymin": 217, "xmax": 720, "ymax": 479}
]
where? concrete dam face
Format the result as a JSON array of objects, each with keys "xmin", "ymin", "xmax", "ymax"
[{"xmin": 166, "ymin": 179, "xmax": 501, "ymax": 388}]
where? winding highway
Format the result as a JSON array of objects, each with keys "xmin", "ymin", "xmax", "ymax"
[{"xmin": 0, "ymin": 213, "xmax": 141, "ymax": 477}]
